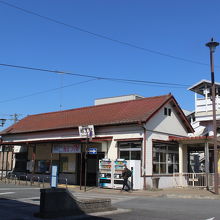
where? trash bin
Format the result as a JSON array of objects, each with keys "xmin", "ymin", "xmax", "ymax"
[{"xmin": 152, "ymin": 177, "xmax": 160, "ymax": 189}]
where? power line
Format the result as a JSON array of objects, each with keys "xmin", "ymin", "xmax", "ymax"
[
  {"xmin": 0, "ymin": 113, "xmax": 22, "ymax": 126},
  {"xmin": 0, "ymin": 79, "xmax": 96, "ymax": 104},
  {"xmin": 110, "ymin": 78, "xmax": 189, "ymax": 89},
  {"xmin": 0, "ymin": 63, "xmax": 190, "ymax": 87},
  {"xmin": 0, "ymin": 0, "xmax": 212, "ymax": 67},
  {"xmin": 0, "ymin": 62, "xmax": 190, "ymax": 87},
  {"xmin": 0, "ymin": 62, "xmax": 191, "ymax": 104},
  {"xmin": 0, "ymin": 76, "xmax": 187, "ymax": 105}
]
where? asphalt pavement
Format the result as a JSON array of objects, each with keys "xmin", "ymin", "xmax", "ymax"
[{"xmin": 0, "ymin": 182, "xmax": 219, "ymax": 219}]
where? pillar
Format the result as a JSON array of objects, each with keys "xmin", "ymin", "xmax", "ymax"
[
  {"xmin": 179, "ymin": 144, "xmax": 187, "ymax": 173},
  {"xmin": 205, "ymin": 142, "xmax": 210, "ymax": 189},
  {"xmin": 205, "ymin": 142, "xmax": 209, "ymax": 174},
  {"xmin": 32, "ymin": 145, "xmax": 36, "ymax": 174}
]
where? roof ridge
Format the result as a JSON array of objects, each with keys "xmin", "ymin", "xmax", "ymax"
[{"xmin": 29, "ymin": 93, "xmax": 172, "ymax": 118}]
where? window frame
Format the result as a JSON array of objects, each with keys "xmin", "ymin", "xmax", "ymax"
[
  {"xmin": 153, "ymin": 142, "xmax": 179, "ymax": 175},
  {"xmin": 118, "ymin": 141, "xmax": 142, "ymax": 160},
  {"xmin": 164, "ymin": 107, "xmax": 172, "ymax": 116},
  {"xmin": 164, "ymin": 107, "xmax": 168, "ymax": 115}
]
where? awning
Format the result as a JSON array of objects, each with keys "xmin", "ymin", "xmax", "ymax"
[
  {"xmin": 114, "ymin": 138, "xmax": 143, "ymax": 142},
  {"xmin": 169, "ymin": 136, "xmax": 213, "ymax": 141},
  {"xmin": 82, "ymin": 136, "xmax": 113, "ymax": 142},
  {"xmin": 0, "ymin": 136, "xmax": 113, "ymax": 145}
]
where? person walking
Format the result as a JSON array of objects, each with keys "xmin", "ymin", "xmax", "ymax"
[{"xmin": 121, "ymin": 165, "xmax": 131, "ymax": 192}]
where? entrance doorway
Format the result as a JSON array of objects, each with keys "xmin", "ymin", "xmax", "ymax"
[
  {"xmin": 76, "ymin": 152, "xmax": 104, "ymax": 186},
  {"xmin": 187, "ymin": 145, "xmax": 214, "ymax": 173}
]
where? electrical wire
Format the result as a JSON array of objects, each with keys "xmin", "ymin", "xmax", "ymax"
[
  {"xmin": 0, "ymin": 0, "xmax": 212, "ymax": 67},
  {"xmin": 0, "ymin": 75, "xmax": 187, "ymax": 105},
  {"xmin": 0, "ymin": 63, "xmax": 190, "ymax": 87},
  {"xmin": 109, "ymin": 78, "xmax": 189, "ymax": 89},
  {"xmin": 0, "ymin": 79, "xmax": 97, "ymax": 104}
]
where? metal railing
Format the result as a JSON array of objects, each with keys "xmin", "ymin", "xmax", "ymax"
[
  {"xmin": 41, "ymin": 176, "xmax": 68, "ymax": 188},
  {"xmin": 18, "ymin": 175, "xmax": 28, "ymax": 185},
  {"xmin": 58, "ymin": 177, "xmax": 68, "ymax": 188},
  {"xmin": 173, "ymin": 173, "xmax": 215, "ymax": 188},
  {"xmin": 30, "ymin": 176, "xmax": 40, "ymax": 186},
  {"xmin": 3, "ymin": 174, "xmax": 68, "ymax": 189},
  {"xmin": 42, "ymin": 176, "xmax": 51, "ymax": 188},
  {"xmin": 5, "ymin": 173, "xmax": 17, "ymax": 184}
]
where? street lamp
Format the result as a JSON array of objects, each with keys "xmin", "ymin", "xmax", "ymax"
[
  {"xmin": 206, "ymin": 38, "xmax": 219, "ymax": 194},
  {"xmin": 0, "ymin": 119, "xmax": 6, "ymax": 127}
]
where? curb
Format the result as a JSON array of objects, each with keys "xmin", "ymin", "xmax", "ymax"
[
  {"xmin": 163, "ymin": 194, "xmax": 220, "ymax": 200},
  {"xmin": 66, "ymin": 186, "xmax": 220, "ymax": 200}
]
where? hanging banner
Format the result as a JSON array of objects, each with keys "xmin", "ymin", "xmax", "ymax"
[{"xmin": 52, "ymin": 143, "xmax": 81, "ymax": 154}]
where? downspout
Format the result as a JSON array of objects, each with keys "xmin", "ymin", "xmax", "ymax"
[
  {"xmin": 143, "ymin": 124, "xmax": 147, "ymax": 190},
  {"xmin": 1, "ymin": 146, "xmax": 5, "ymax": 180}
]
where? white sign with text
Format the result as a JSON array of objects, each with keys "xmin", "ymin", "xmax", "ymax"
[{"xmin": 78, "ymin": 125, "xmax": 95, "ymax": 138}]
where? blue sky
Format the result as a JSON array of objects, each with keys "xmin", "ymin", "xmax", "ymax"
[{"xmin": 0, "ymin": 0, "xmax": 220, "ymax": 128}]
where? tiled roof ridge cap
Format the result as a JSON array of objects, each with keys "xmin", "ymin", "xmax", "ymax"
[{"xmin": 28, "ymin": 93, "xmax": 172, "ymax": 118}]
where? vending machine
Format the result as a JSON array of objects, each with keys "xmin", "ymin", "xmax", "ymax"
[
  {"xmin": 99, "ymin": 158, "xmax": 141, "ymax": 190},
  {"xmin": 98, "ymin": 158, "xmax": 113, "ymax": 188},
  {"xmin": 113, "ymin": 159, "xmax": 127, "ymax": 189}
]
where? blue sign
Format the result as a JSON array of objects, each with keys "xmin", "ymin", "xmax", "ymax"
[
  {"xmin": 88, "ymin": 148, "xmax": 97, "ymax": 154},
  {"xmin": 51, "ymin": 165, "xmax": 58, "ymax": 188}
]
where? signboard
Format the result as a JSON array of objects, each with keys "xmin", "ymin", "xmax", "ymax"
[
  {"xmin": 0, "ymin": 145, "xmax": 13, "ymax": 152},
  {"xmin": 88, "ymin": 148, "xmax": 97, "ymax": 154},
  {"xmin": 78, "ymin": 125, "xmax": 95, "ymax": 138},
  {"xmin": 14, "ymin": 145, "xmax": 27, "ymax": 153},
  {"xmin": 52, "ymin": 143, "xmax": 81, "ymax": 154},
  {"xmin": 14, "ymin": 146, "xmax": 22, "ymax": 153},
  {"xmin": 4, "ymin": 146, "xmax": 13, "ymax": 152},
  {"xmin": 51, "ymin": 165, "xmax": 58, "ymax": 188}
]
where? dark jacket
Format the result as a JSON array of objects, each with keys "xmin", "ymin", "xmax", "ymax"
[{"xmin": 122, "ymin": 168, "xmax": 130, "ymax": 179}]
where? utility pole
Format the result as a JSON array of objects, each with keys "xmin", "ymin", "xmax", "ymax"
[
  {"xmin": 206, "ymin": 38, "xmax": 219, "ymax": 194},
  {"xmin": 84, "ymin": 136, "xmax": 88, "ymax": 192},
  {"xmin": 0, "ymin": 113, "xmax": 21, "ymax": 127},
  {"xmin": 10, "ymin": 113, "xmax": 20, "ymax": 123}
]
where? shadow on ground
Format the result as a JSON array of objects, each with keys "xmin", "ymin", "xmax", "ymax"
[{"xmin": 0, "ymin": 198, "xmax": 111, "ymax": 220}]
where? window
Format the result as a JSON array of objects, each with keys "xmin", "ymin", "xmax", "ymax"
[
  {"xmin": 60, "ymin": 154, "xmax": 76, "ymax": 173},
  {"xmin": 164, "ymin": 107, "xmax": 167, "ymax": 115},
  {"xmin": 153, "ymin": 143, "xmax": 179, "ymax": 174},
  {"xmin": 60, "ymin": 157, "xmax": 68, "ymax": 172},
  {"xmin": 168, "ymin": 108, "xmax": 172, "ymax": 116},
  {"xmin": 164, "ymin": 107, "xmax": 171, "ymax": 116},
  {"xmin": 118, "ymin": 141, "xmax": 142, "ymax": 160},
  {"xmin": 35, "ymin": 160, "xmax": 51, "ymax": 173}
]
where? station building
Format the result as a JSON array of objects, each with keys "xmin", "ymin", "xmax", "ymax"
[{"xmin": 0, "ymin": 94, "xmax": 193, "ymax": 189}]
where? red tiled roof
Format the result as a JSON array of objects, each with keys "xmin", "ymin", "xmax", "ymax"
[{"xmin": 1, "ymin": 94, "xmax": 193, "ymax": 134}]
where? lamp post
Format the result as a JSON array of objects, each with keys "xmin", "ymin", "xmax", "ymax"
[
  {"xmin": 206, "ymin": 38, "xmax": 219, "ymax": 194},
  {"xmin": 0, "ymin": 119, "xmax": 6, "ymax": 127}
]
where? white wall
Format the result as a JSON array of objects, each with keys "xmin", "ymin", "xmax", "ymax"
[
  {"xmin": 145, "ymin": 103, "xmax": 189, "ymax": 136},
  {"xmin": 145, "ymin": 130, "xmax": 170, "ymax": 175},
  {"xmin": 102, "ymin": 124, "xmax": 143, "ymax": 160},
  {"xmin": 95, "ymin": 94, "xmax": 144, "ymax": 105},
  {"xmin": 143, "ymin": 103, "xmax": 188, "ymax": 176},
  {"xmin": 146, "ymin": 176, "xmax": 175, "ymax": 189},
  {"xmin": 2, "ymin": 128, "xmax": 79, "ymax": 143}
]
